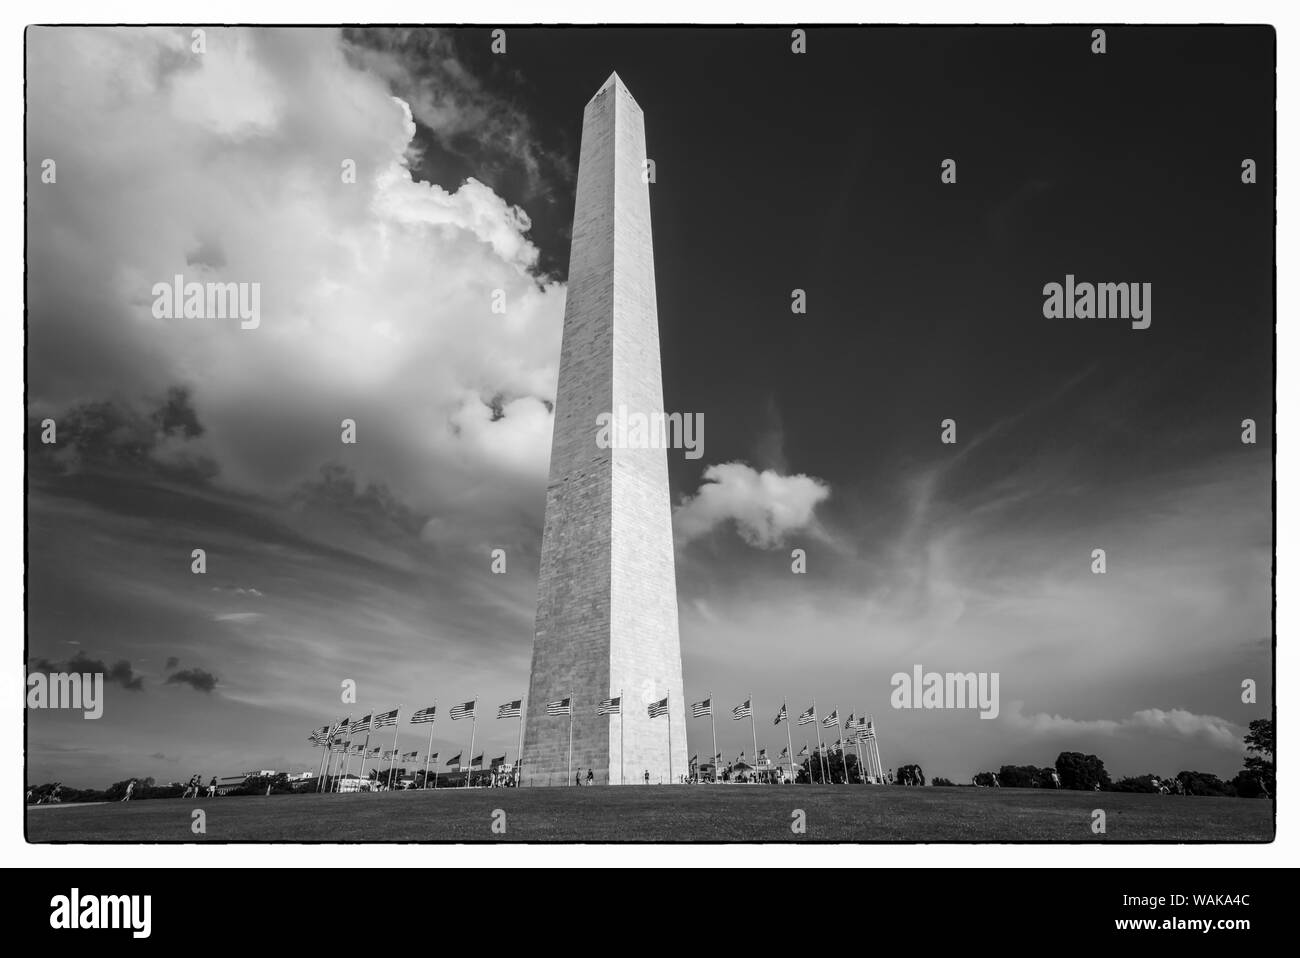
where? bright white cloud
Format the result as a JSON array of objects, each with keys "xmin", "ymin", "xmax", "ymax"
[
  {"xmin": 26, "ymin": 27, "xmax": 564, "ymax": 541},
  {"xmin": 674, "ymin": 462, "xmax": 830, "ymax": 548}
]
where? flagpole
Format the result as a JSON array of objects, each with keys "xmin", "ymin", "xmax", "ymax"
[
  {"xmin": 620, "ymin": 688, "xmax": 625, "ymax": 786},
  {"xmin": 341, "ymin": 736, "xmax": 357, "ymax": 792},
  {"xmin": 386, "ymin": 706, "xmax": 401, "ymax": 790},
  {"xmin": 566, "ymin": 696, "xmax": 574, "ymax": 786},
  {"xmin": 812, "ymin": 698, "xmax": 828, "ymax": 783},
  {"xmin": 315, "ymin": 741, "xmax": 328, "ymax": 792},
  {"xmin": 322, "ymin": 736, "xmax": 334, "ymax": 792},
  {"xmin": 784, "ymin": 697, "xmax": 794, "ymax": 784},
  {"xmin": 324, "ymin": 737, "xmax": 338, "ymax": 792},
  {"xmin": 423, "ymin": 710, "xmax": 436, "ymax": 789},
  {"xmin": 515, "ymin": 703, "xmax": 525, "ymax": 785},
  {"xmin": 834, "ymin": 709, "xmax": 846, "ymax": 784},
  {"xmin": 871, "ymin": 715, "xmax": 884, "ymax": 784},
  {"xmin": 709, "ymin": 691, "xmax": 718, "ymax": 784},
  {"xmin": 854, "ymin": 724, "xmax": 866, "ymax": 785},
  {"xmin": 465, "ymin": 699, "xmax": 477, "ymax": 789},
  {"xmin": 360, "ymin": 730, "xmax": 371, "ymax": 790},
  {"xmin": 666, "ymin": 692, "xmax": 672, "ymax": 784},
  {"xmin": 749, "ymin": 693, "xmax": 758, "ymax": 781}
]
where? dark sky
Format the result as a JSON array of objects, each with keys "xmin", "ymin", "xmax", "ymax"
[
  {"xmin": 26, "ymin": 26, "xmax": 1272, "ymax": 788},
  {"xmin": 404, "ymin": 25, "xmax": 1274, "ymax": 501}
]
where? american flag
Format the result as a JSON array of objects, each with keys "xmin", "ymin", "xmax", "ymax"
[
  {"xmin": 410, "ymin": 705, "xmax": 437, "ymax": 724},
  {"xmin": 864, "ymin": 719, "xmax": 876, "ymax": 739},
  {"xmin": 798, "ymin": 744, "xmax": 809, "ymax": 756},
  {"xmin": 402, "ymin": 751, "xmax": 420, "ymax": 761},
  {"xmin": 597, "ymin": 697, "xmax": 621, "ymax": 716},
  {"xmin": 329, "ymin": 717, "xmax": 349, "ymax": 738},
  {"xmin": 308, "ymin": 726, "xmax": 328, "ymax": 745},
  {"xmin": 427, "ymin": 752, "xmax": 438, "ymax": 762},
  {"xmin": 374, "ymin": 708, "xmax": 399, "ymax": 729},
  {"xmin": 545, "ymin": 698, "xmax": 572, "ymax": 716},
  {"xmin": 490, "ymin": 755, "xmax": 507, "ymax": 768},
  {"xmin": 470, "ymin": 753, "xmax": 484, "ymax": 767},
  {"xmin": 773, "ymin": 703, "xmax": 788, "ymax": 725},
  {"xmin": 446, "ymin": 752, "xmax": 461, "ymax": 767},
  {"xmin": 351, "ymin": 715, "xmax": 372, "ymax": 735},
  {"xmin": 759, "ymin": 749, "xmax": 767, "ymax": 758},
  {"xmin": 797, "ymin": 706, "xmax": 816, "ymax": 726},
  {"xmin": 821, "ymin": 709, "xmax": 839, "ymax": 728},
  {"xmin": 691, "ymin": 698, "xmax": 712, "ymax": 717},
  {"xmin": 366, "ymin": 746, "xmax": 381, "ymax": 757},
  {"xmin": 331, "ymin": 738, "xmax": 348, "ymax": 752},
  {"xmin": 497, "ymin": 700, "xmax": 522, "ymax": 720},
  {"xmin": 647, "ymin": 697, "xmax": 669, "ymax": 719},
  {"xmin": 350, "ymin": 743, "xmax": 366, "ymax": 755},
  {"xmin": 450, "ymin": 700, "xmax": 476, "ymax": 721},
  {"xmin": 731, "ymin": 699, "xmax": 752, "ymax": 719},
  {"xmin": 780, "ymin": 746, "xmax": 789, "ymax": 758},
  {"xmin": 382, "ymin": 749, "xmax": 396, "ymax": 760},
  {"xmin": 845, "ymin": 712, "xmax": 856, "ymax": 727},
  {"xmin": 714, "ymin": 752, "xmax": 723, "ymax": 761}
]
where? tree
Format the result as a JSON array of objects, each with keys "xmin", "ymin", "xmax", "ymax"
[
  {"xmin": 896, "ymin": 763, "xmax": 925, "ymax": 786},
  {"xmin": 1112, "ymin": 774, "xmax": 1162, "ymax": 793},
  {"xmin": 1237, "ymin": 718, "xmax": 1275, "ymax": 798},
  {"xmin": 1244, "ymin": 718, "xmax": 1274, "ymax": 758},
  {"xmin": 998, "ymin": 764, "xmax": 1051, "ymax": 788},
  {"xmin": 1176, "ymin": 770, "xmax": 1233, "ymax": 797},
  {"xmin": 1054, "ymin": 752, "xmax": 1111, "ymax": 791},
  {"xmin": 825, "ymin": 751, "xmax": 862, "ymax": 784}
]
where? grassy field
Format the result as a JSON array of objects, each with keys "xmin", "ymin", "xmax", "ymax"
[{"xmin": 26, "ymin": 784, "xmax": 1273, "ymax": 843}]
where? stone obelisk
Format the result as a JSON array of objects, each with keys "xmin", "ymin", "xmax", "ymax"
[{"xmin": 522, "ymin": 73, "xmax": 688, "ymax": 786}]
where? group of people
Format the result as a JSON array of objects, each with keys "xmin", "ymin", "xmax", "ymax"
[
  {"xmin": 182, "ymin": 774, "xmax": 217, "ymax": 799},
  {"xmin": 571, "ymin": 768, "xmax": 658, "ymax": 785},
  {"xmin": 27, "ymin": 783, "xmax": 62, "ymax": 804}
]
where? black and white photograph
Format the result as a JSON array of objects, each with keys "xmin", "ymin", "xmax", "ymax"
[{"xmin": 13, "ymin": 8, "xmax": 1288, "ymax": 902}]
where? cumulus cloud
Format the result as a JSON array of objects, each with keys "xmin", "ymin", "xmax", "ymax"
[
  {"xmin": 25, "ymin": 27, "xmax": 565, "ymax": 545},
  {"xmin": 1003, "ymin": 702, "xmax": 1242, "ymax": 751},
  {"xmin": 674, "ymin": 462, "xmax": 831, "ymax": 548},
  {"xmin": 28, "ymin": 654, "xmax": 144, "ymax": 692},
  {"xmin": 166, "ymin": 668, "xmax": 219, "ymax": 693},
  {"xmin": 342, "ymin": 28, "xmax": 570, "ymax": 206}
]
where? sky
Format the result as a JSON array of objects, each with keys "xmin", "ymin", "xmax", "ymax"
[{"xmin": 25, "ymin": 26, "xmax": 1273, "ymax": 788}]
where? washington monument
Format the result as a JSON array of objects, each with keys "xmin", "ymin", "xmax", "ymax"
[{"xmin": 521, "ymin": 73, "xmax": 688, "ymax": 786}]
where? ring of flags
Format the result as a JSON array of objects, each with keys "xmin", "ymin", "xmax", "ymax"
[{"xmin": 306, "ymin": 692, "xmax": 885, "ymax": 788}]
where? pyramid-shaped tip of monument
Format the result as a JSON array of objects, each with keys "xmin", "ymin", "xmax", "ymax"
[{"xmin": 590, "ymin": 71, "xmax": 640, "ymax": 106}]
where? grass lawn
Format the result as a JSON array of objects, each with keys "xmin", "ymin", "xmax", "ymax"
[{"xmin": 26, "ymin": 784, "xmax": 1273, "ymax": 843}]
